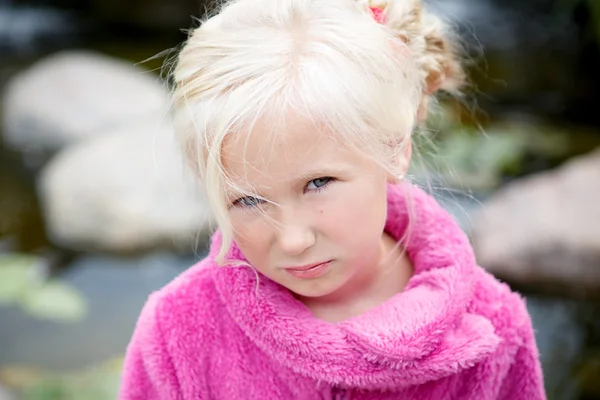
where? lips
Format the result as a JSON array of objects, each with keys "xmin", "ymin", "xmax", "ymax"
[
  {"xmin": 283, "ymin": 260, "xmax": 333, "ymax": 279},
  {"xmin": 284, "ymin": 261, "xmax": 330, "ymax": 272}
]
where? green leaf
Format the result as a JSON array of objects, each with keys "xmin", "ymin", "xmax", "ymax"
[
  {"xmin": 0, "ymin": 254, "xmax": 38, "ymax": 304},
  {"xmin": 21, "ymin": 281, "xmax": 87, "ymax": 322},
  {"xmin": 13, "ymin": 357, "xmax": 123, "ymax": 400}
]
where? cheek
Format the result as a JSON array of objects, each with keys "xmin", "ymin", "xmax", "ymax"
[
  {"xmin": 230, "ymin": 212, "xmax": 272, "ymax": 260},
  {"xmin": 319, "ymin": 183, "xmax": 387, "ymax": 248}
]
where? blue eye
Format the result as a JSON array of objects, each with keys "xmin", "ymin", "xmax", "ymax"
[
  {"xmin": 234, "ymin": 196, "xmax": 263, "ymax": 208},
  {"xmin": 306, "ymin": 177, "xmax": 333, "ymax": 191}
]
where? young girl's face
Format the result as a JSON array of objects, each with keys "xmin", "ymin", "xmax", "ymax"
[{"xmin": 223, "ymin": 114, "xmax": 393, "ymax": 299}]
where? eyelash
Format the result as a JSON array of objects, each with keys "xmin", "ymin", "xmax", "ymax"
[{"xmin": 231, "ymin": 177, "xmax": 335, "ymax": 209}]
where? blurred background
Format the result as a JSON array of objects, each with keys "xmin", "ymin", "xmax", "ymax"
[{"xmin": 0, "ymin": 0, "xmax": 599, "ymax": 399}]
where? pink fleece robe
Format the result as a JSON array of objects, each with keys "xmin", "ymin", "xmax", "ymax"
[{"xmin": 118, "ymin": 183, "xmax": 546, "ymax": 399}]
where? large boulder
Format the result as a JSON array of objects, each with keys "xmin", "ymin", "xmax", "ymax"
[
  {"xmin": 471, "ymin": 148, "xmax": 600, "ymax": 297},
  {"xmin": 37, "ymin": 119, "xmax": 213, "ymax": 253},
  {"xmin": 1, "ymin": 50, "xmax": 168, "ymax": 160},
  {"xmin": 0, "ymin": 384, "xmax": 15, "ymax": 400}
]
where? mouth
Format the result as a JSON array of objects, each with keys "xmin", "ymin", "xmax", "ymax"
[
  {"xmin": 283, "ymin": 260, "xmax": 333, "ymax": 279},
  {"xmin": 284, "ymin": 260, "xmax": 331, "ymax": 271}
]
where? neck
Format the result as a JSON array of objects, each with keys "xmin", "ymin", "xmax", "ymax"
[{"xmin": 297, "ymin": 232, "xmax": 414, "ymax": 323}]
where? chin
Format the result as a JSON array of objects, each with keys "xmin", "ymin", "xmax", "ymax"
[
  {"xmin": 289, "ymin": 286, "xmax": 336, "ymax": 299},
  {"xmin": 284, "ymin": 275, "xmax": 347, "ymax": 299}
]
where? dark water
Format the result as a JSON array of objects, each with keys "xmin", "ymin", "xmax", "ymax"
[{"xmin": 0, "ymin": 252, "xmax": 201, "ymax": 369}]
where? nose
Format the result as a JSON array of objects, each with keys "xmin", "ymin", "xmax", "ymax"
[{"xmin": 276, "ymin": 209, "xmax": 315, "ymax": 257}]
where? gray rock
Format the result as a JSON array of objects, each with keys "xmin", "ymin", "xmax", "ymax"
[
  {"xmin": 471, "ymin": 148, "xmax": 600, "ymax": 296},
  {"xmin": 37, "ymin": 119, "xmax": 213, "ymax": 253},
  {"xmin": 1, "ymin": 50, "xmax": 168, "ymax": 158},
  {"xmin": 0, "ymin": 384, "xmax": 15, "ymax": 400}
]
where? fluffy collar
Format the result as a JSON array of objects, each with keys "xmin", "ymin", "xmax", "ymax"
[{"xmin": 211, "ymin": 183, "xmax": 500, "ymax": 390}]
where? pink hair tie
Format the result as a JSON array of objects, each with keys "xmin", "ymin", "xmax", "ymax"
[{"xmin": 369, "ymin": 6, "xmax": 386, "ymax": 24}]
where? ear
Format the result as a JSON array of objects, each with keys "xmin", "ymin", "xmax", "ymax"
[{"xmin": 387, "ymin": 140, "xmax": 412, "ymax": 183}]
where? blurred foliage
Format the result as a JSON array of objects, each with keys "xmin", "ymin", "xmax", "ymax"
[
  {"xmin": 0, "ymin": 254, "xmax": 87, "ymax": 322},
  {"xmin": 411, "ymin": 104, "xmax": 600, "ymax": 191},
  {"xmin": 576, "ymin": 350, "xmax": 600, "ymax": 399},
  {"xmin": 0, "ymin": 357, "xmax": 122, "ymax": 400},
  {"xmin": 584, "ymin": 0, "xmax": 600, "ymax": 44},
  {"xmin": 561, "ymin": 0, "xmax": 600, "ymax": 44},
  {"xmin": 0, "ymin": 147, "xmax": 49, "ymax": 252}
]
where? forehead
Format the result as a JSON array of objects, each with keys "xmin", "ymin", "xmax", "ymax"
[{"xmin": 221, "ymin": 115, "xmax": 361, "ymax": 186}]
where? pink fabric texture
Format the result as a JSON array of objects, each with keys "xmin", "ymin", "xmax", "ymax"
[{"xmin": 118, "ymin": 183, "xmax": 546, "ymax": 399}]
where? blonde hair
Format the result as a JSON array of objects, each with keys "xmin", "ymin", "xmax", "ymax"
[{"xmin": 170, "ymin": 0, "xmax": 464, "ymax": 263}]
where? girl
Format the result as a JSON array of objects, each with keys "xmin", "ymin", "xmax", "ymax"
[{"xmin": 118, "ymin": 0, "xmax": 546, "ymax": 398}]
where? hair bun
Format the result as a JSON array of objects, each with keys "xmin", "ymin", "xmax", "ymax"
[{"xmin": 369, "ymin": 0, "xmax": 465, "ymax": 118}]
